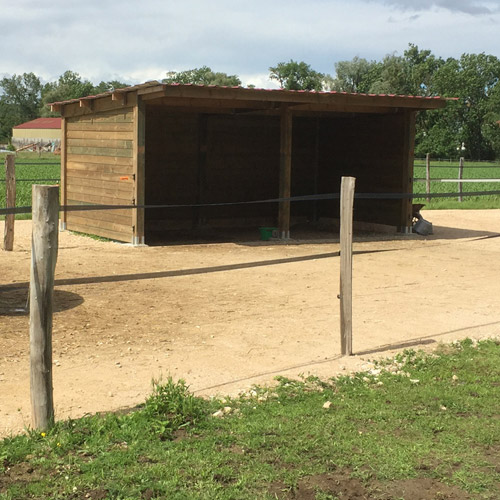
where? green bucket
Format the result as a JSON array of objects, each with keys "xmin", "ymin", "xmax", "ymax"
[{"xmin": 259, "ymin": 227, "xmax": 277, "ymax": 241}]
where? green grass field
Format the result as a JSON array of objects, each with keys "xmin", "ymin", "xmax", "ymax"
[
  {"xmin": 414, "ymin": 159, "xmax": 500, "ymax": 209},
  {"xmin": 0, "ymin": 153, "xmax": 60, "ymax": 219},
  {"xmin": 1, "ymin": 339, "xmax": 499, "ymax": 499},
  {"xmin": 1, "ymin": 154, "xmax": 500, "ymax": 218}
]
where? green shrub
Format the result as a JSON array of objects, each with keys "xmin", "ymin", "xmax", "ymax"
[{"xmin": 143, "ymin": 377, "xmax": 209, "ymax": 438}]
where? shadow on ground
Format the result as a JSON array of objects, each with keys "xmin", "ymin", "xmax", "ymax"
[
  {"xmin": 145, "ymin": 222, "xmax": 499, "ymax": 246},
  {"xmin": 0, "ymin": 288, "xmax": 84, "ymax": 316}
]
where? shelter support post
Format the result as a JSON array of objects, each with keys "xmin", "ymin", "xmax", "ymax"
[
  {"xmin": 400, "ymin": 111, "xmax": 416, "ymax": 234},
  {"xmin": 133, "ymin": 97, "xmax": 146, "ymax": 245},
  {"xmin": 30, "ymin": 184, "xmax": 59, "ymax": 430},
  {"xmin": 278, "ymin": 105, "xmax": 292, "ymax": 239}
]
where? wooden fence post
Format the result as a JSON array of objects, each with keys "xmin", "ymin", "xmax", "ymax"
[
  {"xmin": 458, "ymin": 157, "xmax": 464, "ymax": 202},
  {"xmin": 425, "ymin": 153, "xmax": 431, "ymax": 203},
  {"xmin": 340, "ymin": 176, "xmax": 356, "ymax": 356},
  {"xmin": 30, "ymin": 185, "xmax": 59, "ymax": 430},
  {"xmin": 3, "ymin": 154, "xmax": 16, "ymax": 251}
]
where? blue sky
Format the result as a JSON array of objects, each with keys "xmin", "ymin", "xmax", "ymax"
[{"xmin": 1, "ymin": 0, "xmax": 499, "ymax": 87}]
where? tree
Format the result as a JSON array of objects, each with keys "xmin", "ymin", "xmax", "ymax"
[
  {"xmin": 483, "ymin": 83, "xmax": 500, "ymax": 158},
  {"xmin": 163, "ymin": 66, "xmax": 241, "ymax": 86},
  {"xmin": 327, "ymin": 56, "xmax": 379, "ymax": 93},
  {"xmin": 269, "ymin": 60, "xmax": 324, "ymax": 91},
  {"xmin": 429, "ymin": 53, "xmax": 500, "ymax": 159},
  {"xmin": 368, "ymin": 54, "xmax": 411, "ymax": 95},
  {"xmin": 0, "ymin": 72, "xmax": 42, "ymax": 141},
  {"xmin": 41, "ymin": 71, "xmax": 95, "ymax": 116},
  {"xmin": 93, "ymin": 80, "xmax": 129, "ymax": 94},
  {"xmin": 403, "ymin": 43, "xmax": 443, "ymax": 97}
]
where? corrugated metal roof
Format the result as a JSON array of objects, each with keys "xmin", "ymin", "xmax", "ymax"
[
  {"xmin": 48, "ymin": 81, "xmax": 452, "ymax": 108},
  {"xmin": 48, "ymin": 81, "xmax": 162, "ymax": 106},
  {"xmin": 14, "ymin": 117, "xmax": 62, "ymax": 129}
]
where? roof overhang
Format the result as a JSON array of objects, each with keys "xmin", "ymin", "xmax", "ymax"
[{"xmin": 49, "ymin": 81, "xmax": 454, "ymax": 117}]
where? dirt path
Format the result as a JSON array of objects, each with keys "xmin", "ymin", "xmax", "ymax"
[{"xmin": 1, "ymin": 210, "xmax": 499, "ymax": 437}]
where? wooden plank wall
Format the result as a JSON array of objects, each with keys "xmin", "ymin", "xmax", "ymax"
[{"xmin": 65, "ymin": 108, "xmax": 135, "ymax": 241}]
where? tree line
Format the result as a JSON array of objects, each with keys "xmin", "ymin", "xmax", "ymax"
[{"xmin": 2, "ymin": 44, "xmax": 499, "ymax": 159}]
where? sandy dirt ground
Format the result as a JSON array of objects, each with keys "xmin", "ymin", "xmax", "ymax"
[{"xmin": 1, "ymin": 210, "xmax": 499, "ymax": 437}]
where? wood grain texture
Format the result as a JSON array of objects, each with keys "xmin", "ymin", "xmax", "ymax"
[
  {"xmin": 63, "ymin": 109, "xmax": 136, "ymax": 242},
  {"xmin": 30, "ymin": 185, "xmax": 59, "ymax": 430},
  {"xmin": 340, "ymin": 176, "xmax": 355, "ymax": 356},
  {"xmin": 133, "ymin": 97, "xmax": 146, "ymax": 244}
]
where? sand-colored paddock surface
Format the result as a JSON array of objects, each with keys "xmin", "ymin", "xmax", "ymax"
[{"xmin": 1, "ymin": 210, "xmax": 499, "ymax": 436}]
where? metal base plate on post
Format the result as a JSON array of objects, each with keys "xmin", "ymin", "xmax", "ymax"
[{"xmin": 132, "ymin": 236, "xmax": 146, "ymax": 246}]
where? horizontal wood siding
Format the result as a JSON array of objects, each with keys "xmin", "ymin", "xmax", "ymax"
[{"xmin": 65, "ymin": 108, "xmax": 135, "ymax": 241}]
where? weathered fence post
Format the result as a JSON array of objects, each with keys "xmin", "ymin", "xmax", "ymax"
[
  {"xmin": 3, "ymin": 154, "xmax": 16, "ymax": 251},
  {"xmin": 340, "ymin": 176, "xmax": 356, "ymax": 356},
  {"xmin": 425, "ymin": 153, "xmax": 431, "ymax": 203},
  {"xmin": 30, "ymin": 184, "xmax": 59, "ymax": 430},
  {"xmin": 458, "ymin": 157, "xmax": 464, "ymax": 202}
]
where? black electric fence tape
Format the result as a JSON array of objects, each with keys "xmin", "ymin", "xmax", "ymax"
[{"xmin": 2, "ymin": 190, "xmax": 500, "ymax": 216}]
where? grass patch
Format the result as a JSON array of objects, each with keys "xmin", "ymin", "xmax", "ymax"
[
  {"xmin": 1, "ymin": 155, "xmax": 499, "ymax": 225},
  {"xmin": 0, "ymin": 152, "xmax": 60, "ymax": 220},
  {"xmin": 414, "ymin": 160, "xmax": 500, "ymax": 209},
  {"xmin": 1, "ymin": 339, "xmax": 499, "ymax": 499}
]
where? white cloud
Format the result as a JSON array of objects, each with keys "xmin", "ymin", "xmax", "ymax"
[
  {"xmin": 372, "ymin": 0, "xmax": 500, "ymax": 15},
  {"xmin": 0, "ymin": 0, "xmax": 499, "ymax": 85}
]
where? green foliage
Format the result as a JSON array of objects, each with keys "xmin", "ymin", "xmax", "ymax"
[
  {"xmin": 143, "ymin": 377, "xmax": 209, "ymax": 438},
  {"xmin": 269, "ymin": 60, "xmax": 324, "ymax": 91},
  {"xmin": 0, "ymin": 73, "xmax": 42, "ymax": 141},
  {"xmin": 429, "ymin": 53, "xmax": 500, "ymax": 160},
  {"xmin": 332, "ymin": 44, "xmax": 500, "ymax": 160},
  {"xmin": 92, "ymin": 80, "xmax": 129, "ymax": 94},
  {"xmin": 327, "ymin": 56, "xmax": 379, "ymax": 93},
  {"xmin": 163, "ymin": 66, "xmax": 241, "ymax": 86},
  {"xmin": 40, "ymin": 70, "xmax": 95, "ymax": 117},
  {"xmin": 0, "ymin": 153, "xmax": 61, "ymax": 220},
  {"xmin": 369, "ymin": 53, "xmax": 410, "ymax": 95},
  {"xmin": 413, "ymin": 159, "xmax": 500, "ymax": 208},
  {"xmin": 1, "ymin": 47, "xmax": 499, "ymax": 160},
  {"xmin": 0, "ymin": 70, "xmax": 131, "ymax": 137}
]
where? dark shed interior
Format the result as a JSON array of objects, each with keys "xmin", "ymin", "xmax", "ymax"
[{"xmin": 144, "ymin": 106, "xmax": 409, "ymax": 243}]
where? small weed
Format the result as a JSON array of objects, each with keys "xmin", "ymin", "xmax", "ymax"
[{"xmin": 142, "ymin": 377, "xmax": 210, "ymax": 438}]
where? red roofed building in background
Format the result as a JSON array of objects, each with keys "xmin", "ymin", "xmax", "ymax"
[{"xmin": 12, "ymin": 117, "xmax": 62, "ymax": 150}]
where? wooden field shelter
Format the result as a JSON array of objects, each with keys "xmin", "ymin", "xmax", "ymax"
[{"xmin": 51, "ymin": 82, "xmax": 447, "ymax": 244}]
